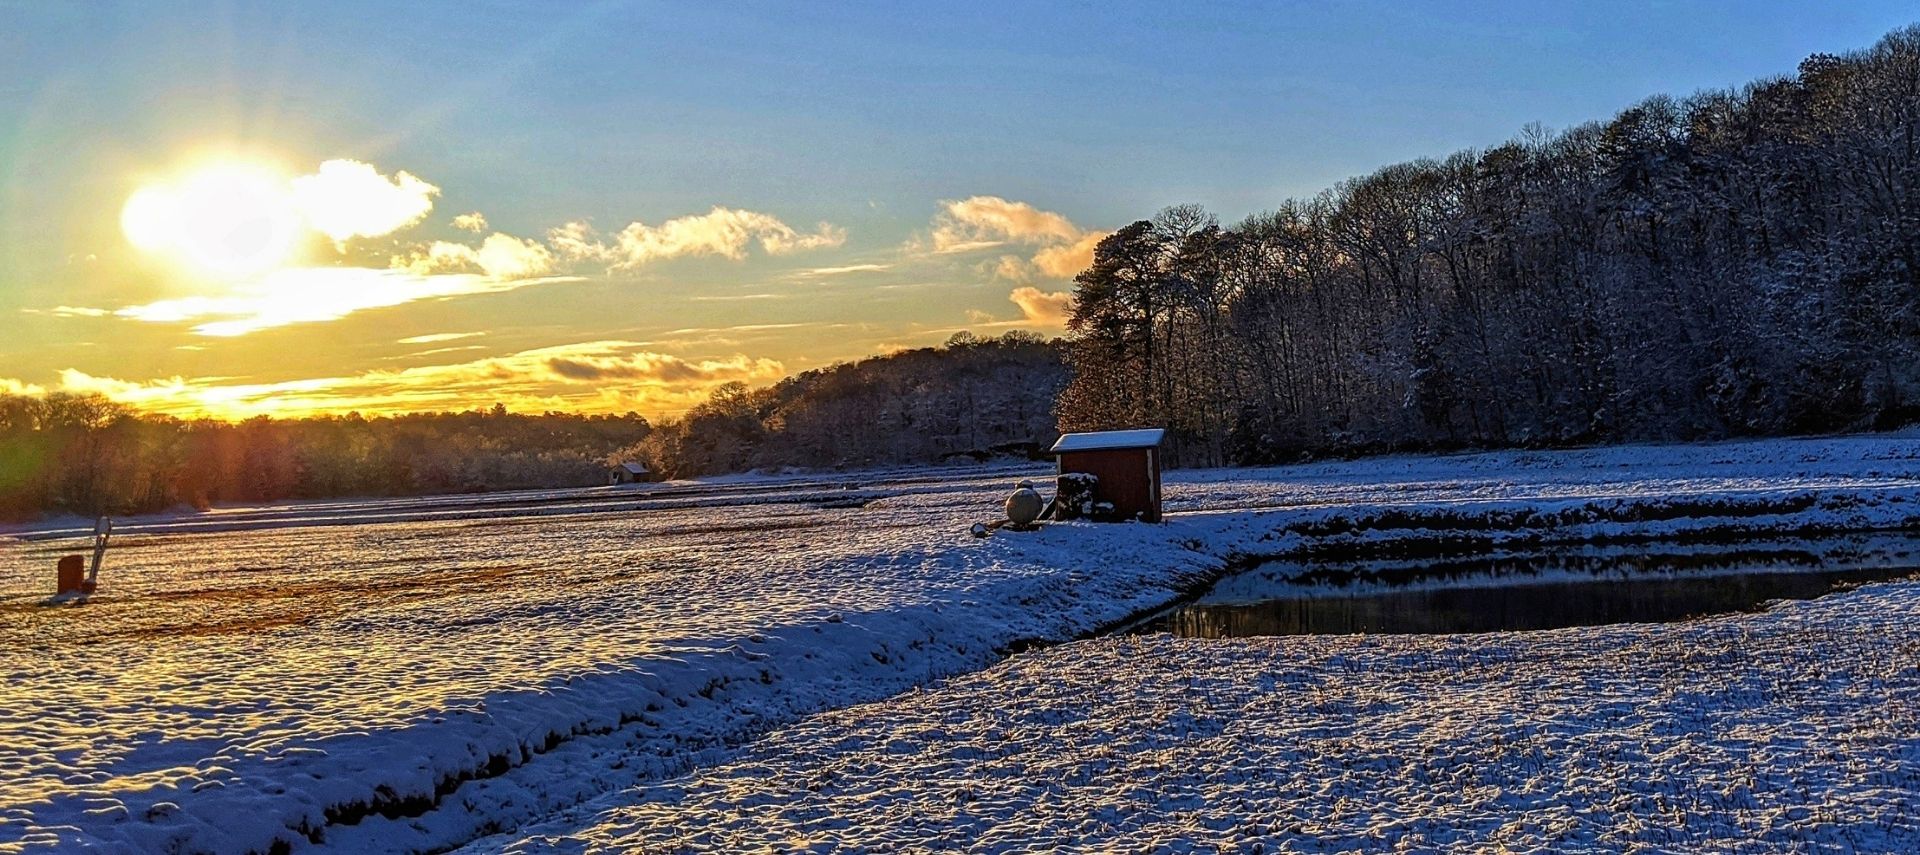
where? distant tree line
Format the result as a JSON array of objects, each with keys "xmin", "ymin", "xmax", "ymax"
[
  {"xmin": 631, "ymin": 331, "xmax": 1067, "ymax": 478},
  {"xmin": 0, "ymin": 332, "xmax": 1065, "ymax": 518},
  {"xmin": 1061, "ymin": 27, "xmax": 1920, "ymax": 466},
  {"xmin": 0, "ymin": 398, "xmax": 651, "ymax": 519}
]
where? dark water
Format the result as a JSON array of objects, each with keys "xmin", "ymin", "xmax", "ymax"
[{"xmin": 1148, "ymin": 536, "xmax": 1920, "ymax": 638}]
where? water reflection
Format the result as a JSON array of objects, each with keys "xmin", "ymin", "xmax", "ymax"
[{"xmin": 1152, "ymin": 536, "xmax": 1920, "ymax": 638}]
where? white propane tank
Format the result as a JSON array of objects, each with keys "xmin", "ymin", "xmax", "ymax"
[{"xmin": 1005, "ymin": 480, "xmax": 1044, "ymax": 525}]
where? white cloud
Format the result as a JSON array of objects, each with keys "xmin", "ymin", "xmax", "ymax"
[
  {"xmin": 394, "ymin": 232, "xmax": 555, "ymax": 280},
  {"xmin": 290, "ymin": 159, "xmax": 440, "ymax": 245},
  {"xmin": 398, "ymin": 331, "xmax": 484, "ymax": 345},
  {"xmin": 383, "ymin": 344, "xmax": 485, "ymax": 359},
  {"xmin": 687, "ymin": 292, "xmax": 789, "ymax": 302},
  {"xmin": 471, "ymin": 234, "xmax": 556, "ymax": 279},
  {"xmin": 790, "ymin": 263, "xmax": 892, "ymax": 278},
  {"xmin": 663, "ymin": 322, "xmax": 815, "ymax": 335},
  {"xmin": 114, "ymin": 266, "xmax": 579, "ymax": 336},
  {"xmin": 0, "ymin": 377, "xmax": 48, "ymax": 396},
  {"xmin": 451, "ymin": 211, "xmax": 488, "ymax": 232},
  {"xmin": 552, "ymin": 207, "xmax": 845, "ymax": 269}
]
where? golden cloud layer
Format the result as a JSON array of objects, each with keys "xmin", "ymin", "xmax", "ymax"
[{"xmin": 33, "ymin": 340, "xmax": 784, "ymax": 419}]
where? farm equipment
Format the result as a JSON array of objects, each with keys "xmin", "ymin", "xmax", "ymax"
[{"xmin": 970, "ymin": 477, "xmax": 1111, "ymax": 537}]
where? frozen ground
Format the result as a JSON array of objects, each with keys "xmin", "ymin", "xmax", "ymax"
[
  {"xmin": 3, "ymin": 435, "xmax": 1920, "ymax": 852},
  {"xmin": 482, "ymin": 580, "xmax": 1920, "ymax": 854}
]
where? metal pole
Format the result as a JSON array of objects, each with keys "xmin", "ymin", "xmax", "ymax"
[{"xmin": 86, "ymin": 517, "xmax": 111, "ymax": 592}]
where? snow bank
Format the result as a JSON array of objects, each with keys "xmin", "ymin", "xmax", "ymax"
[{"xmin": 2, "ymin": 434, "xmax": 1918, "ymax": 853}]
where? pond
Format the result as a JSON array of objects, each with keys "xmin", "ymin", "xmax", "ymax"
[{"xmin": 1146, "ymin": 534, "xmax": 1920, "ymax": 638}]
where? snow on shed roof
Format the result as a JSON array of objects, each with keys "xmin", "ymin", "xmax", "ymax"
[
  {"xmin": 1049, "ymin": 429, "xmax": 1166, "ymax": 453},
  {"xmin": 617, "ymin": 462, "xmax": 649, "ymax": 474}
]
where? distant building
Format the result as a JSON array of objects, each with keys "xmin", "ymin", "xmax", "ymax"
[
  {"xmin": 1048, "ymin": 428, "xmax": 1166, "ymax": 522},
  {"xmin": 609, "ymin": 462, "xmax": 650, "ymax": 484}
]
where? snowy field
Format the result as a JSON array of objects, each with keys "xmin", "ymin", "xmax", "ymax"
[
  {"xmin": 483, "ymin": 581, "xmax": 1920, "ymax": 854},
  {"xmin": 4, "ymin": 435, "xmax": 1920, "ymax": 853}
]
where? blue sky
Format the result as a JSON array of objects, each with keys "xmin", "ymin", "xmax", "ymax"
[{"xmin": 2, "ymin": 1, "xmax": 1914, "ymax": 417}]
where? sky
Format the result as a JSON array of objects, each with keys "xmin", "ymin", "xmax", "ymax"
[{"xmin": 2, "ymin": 1, "xmax": 1915, "ymax": 420}]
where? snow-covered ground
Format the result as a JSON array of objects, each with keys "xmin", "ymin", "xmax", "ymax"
[
  {"xmin": 483, "ymin": 580, "xmax": 1920, "ymax": 854},
  {"xmin": 4, "ymin": 435, "xmax": 1920, "ymax": 853}
]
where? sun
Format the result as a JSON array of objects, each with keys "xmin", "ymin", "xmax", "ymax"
[{"xmin": 121, "ymin": 162, "xmax": 303, "ymax": 279}]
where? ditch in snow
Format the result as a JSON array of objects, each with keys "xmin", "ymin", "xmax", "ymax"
[{"xmin": 1145, "ymin": 534, "xmax": 1920, "ymax": 638}]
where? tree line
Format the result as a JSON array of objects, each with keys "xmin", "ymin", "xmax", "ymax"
[
  {"xmin": 0, "ymin": 398, "xmax": 652, "ymax": 519},
  {"xmin": 0, "ymin": 332, "xmax": 1066, "ymax": 518},
  {"xmin": 1061, "ymin": 27, "xmax": 1920, "ymax": 466},
  {"xmin": 629, "ymin": 331, "xmax": 1067, "ymax": 478}
]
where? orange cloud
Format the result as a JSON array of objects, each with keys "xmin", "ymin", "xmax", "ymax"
[
  {"xmin": 931, "ymin": 196, "xmax": 1081, "ymax": 251},
  {"xmin": 1008, "ymin": 286, "xmax": 1074, "ymax": 326},
  {"xmin": 1030, "ymin": 232, "xmax": 1106, "ymax": 279},
  {"xmin": 926, "ymin": 196, "xmax": 1106, "ymax": 280}
]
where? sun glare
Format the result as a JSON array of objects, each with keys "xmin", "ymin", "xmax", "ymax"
[{"xmin": 120, "ymin": 162, "xmax": 303, "ymax": 279}]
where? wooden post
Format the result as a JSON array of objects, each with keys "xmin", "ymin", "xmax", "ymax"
[
  {"xmin": 56, "ymin": 555, "xmax": 85, "ymax": 595},
  {"xmin": 85, "ymin": 517, "xmax": 111, "ymax": 593}
]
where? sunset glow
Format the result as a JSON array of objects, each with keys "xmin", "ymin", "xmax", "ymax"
[
  {"xmin": 120, "ymin": 162, "xmax": 303, "ymax": 279},
  {"xmin": 11, "ymin": 7, "xmax": 1920, "ymax": 854}
]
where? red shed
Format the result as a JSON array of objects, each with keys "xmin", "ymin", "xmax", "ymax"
[{"xmin": 1049, "ymin": 428, "xmax": 1166, "ymax": 522}]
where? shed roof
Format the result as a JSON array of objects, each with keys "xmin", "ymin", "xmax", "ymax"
[
  {"xmin": 616, "ymin": 462, "xmax": 649, "ymax": 474},
  {"xmin": 1049, "ymin": 428, "xmax": 1166, "ymax": 453}
]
